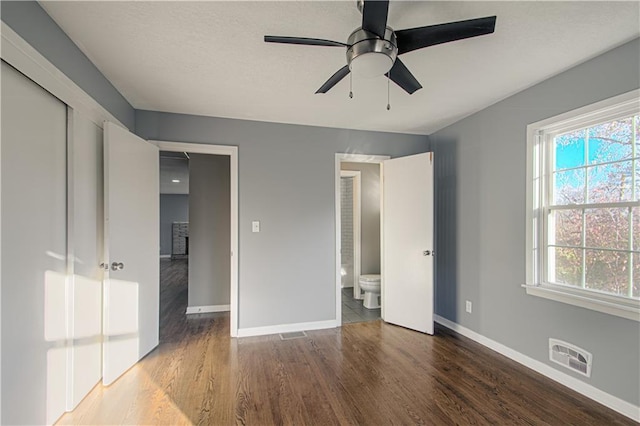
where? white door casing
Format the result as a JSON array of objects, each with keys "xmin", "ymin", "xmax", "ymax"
[
  {"xmin": 335, "ymin": 154, "xmax": 389, "ymax": 325},
  {"xmin": 382, "ymin": 152, "xmax": 434, "ymax": 335},
  {"xmin": 103, "ymin": 122, "xmax": 159, "ymax": 385},
  {"xmin": 153, "ymin": 140, "xmax": 239, "ymax": 337}
]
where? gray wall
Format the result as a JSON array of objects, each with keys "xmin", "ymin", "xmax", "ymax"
[
  {"xmin": 430, "ymin": 37, "xmax": 640, "ymax": 406},
  {"xmin": 159, "ymin": 194, "xmax": 189, "ymax": 256},
  {"xmin": 136, "ymin": 112, "xmax": 429, "ymax": 328},
  {"xmin": 0, "ymin": 1, "xmax": 135, "ymax": 130},
  {"xmin": 341, "ymin": 162, "xmax": 381, "ymax": 275},
  {"xmin": 188, "ymin": 154, "xmax": 231, "ymax": 308}
]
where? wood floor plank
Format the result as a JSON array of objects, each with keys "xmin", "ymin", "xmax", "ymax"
[{"xmin": 56, "ymin": 259, "xmax": 636, "ymax": 425}]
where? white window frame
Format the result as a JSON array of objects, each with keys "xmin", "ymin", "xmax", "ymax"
[{"xmin": 525, "ymin": 89, "xmax": 640, "ymax": 322}]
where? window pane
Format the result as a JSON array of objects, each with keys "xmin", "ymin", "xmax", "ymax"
[
  {"xmin": 554, "ymin": 169, "xmax": 585, "ymax": 205},
  {"xmin": 633, "ymin": 253, "xmax": 639, "ymax": 298},
  {"xmin": 552, "ymin": 209, "xmax": 582, "ymax": 246},
  {"xmin": 635, "ymin": 160, "xmax": 639, "ymax": 201},
  {"xmin": 587, "ymin": 161, "xmax": 633, "ymax": 203},
  {"xmin": 585, "ymin": 208, "xmax": 629, "ymax": 250},
  {"xmin": 588, "ymin": 118, "xmax": 633, "ymax": 164},
  {"xmin": 551, "ymin": 247, "xmax": 582, "ymax": 286},
  {"xmin": 555, "ymin": 130, "xmax": 585, "ymax": 170},
  {"xmin": 585, "ymin": 249, "xmax": 629, "ymax": 296}
]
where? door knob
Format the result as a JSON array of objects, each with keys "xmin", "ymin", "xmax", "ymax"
[
  {"xmin": 111, "ymin": 262, "xmax": 124, "ymax": 271},
  {"xmin": 423, "ymin": 250, "xmax": 431, "ymax": 256}
]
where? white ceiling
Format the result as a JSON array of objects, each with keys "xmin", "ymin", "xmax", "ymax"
[{"xmin": 41, "ymin": 1, "xmax": 639, "ymax": 135}]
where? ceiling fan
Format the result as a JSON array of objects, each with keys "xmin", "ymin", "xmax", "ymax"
[{"xmin": 264, "ymin": 0, "xmax": 496, "ymax": 95}]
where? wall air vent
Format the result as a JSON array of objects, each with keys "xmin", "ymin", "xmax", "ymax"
[{"xmin": 549, "ymin": 339, "xmax": 592, "ymax": 377}]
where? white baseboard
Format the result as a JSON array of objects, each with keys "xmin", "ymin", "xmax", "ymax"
[
  {"xmin": 434, "ymin": 315, "xmax": 640, "ymax": 422},
  {"xmin": 159, "ymin": 254, "xmax": 171, "ymax": 259},
  {"xmin": 186, "ymin": 304, "xmax": 230, "ymax": 314},
  {"xmin": 237, "ymin": 319, "xmax": 339, "ymax": 338}
]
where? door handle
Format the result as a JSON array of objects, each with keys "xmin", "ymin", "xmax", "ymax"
[
  {"xmin": 423, "ymin": 250, "xmax": 434, "ymax": 256},
  {"xmin": 111, "ymin": 262, "xmax": 124, "ymax": 271}
]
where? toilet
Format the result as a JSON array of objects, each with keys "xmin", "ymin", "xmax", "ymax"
[{"xmin": 359, "ymin": 274, "xmax": 381, "ymax": 309}]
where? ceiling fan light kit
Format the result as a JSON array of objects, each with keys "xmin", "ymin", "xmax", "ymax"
[
  {"xmin": 265, "ymin": 0, "xmax": 496, "ymax": 100},
  {"xmin": 347, "ymin": 27, "xmax": 397, "ymax": 78}
]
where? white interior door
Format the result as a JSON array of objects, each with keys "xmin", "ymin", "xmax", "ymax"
[
  {"xmin": 382, "ymin": 152, "xmax": 434, "ymax": 334},
  {"xmin": 103, "ymin": 122, "xmax": 159, "ymax": 385},
  {"xmin": 1, "ymin": 61, "xmax": 68, "ymax": 425}
]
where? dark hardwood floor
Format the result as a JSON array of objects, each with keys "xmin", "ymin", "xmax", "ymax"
[{"xmin": 57, "ymin": 259, "xmax": 634, "ymax": 425}]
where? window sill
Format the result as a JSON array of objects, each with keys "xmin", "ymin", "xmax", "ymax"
[{"xmin": 523, "ymin": 284, "xmax": 640, "ymax": 322}]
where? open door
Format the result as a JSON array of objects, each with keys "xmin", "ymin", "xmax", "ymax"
[
  {"xmin": 382, "ymin": 152, "xmax": 434, "ymax": 334},
  {"xmin": 103, "ymin": 122, "xmax": 159, "ymax": 385}
]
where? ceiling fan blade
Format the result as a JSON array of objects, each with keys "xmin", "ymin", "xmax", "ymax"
[
  {"xmin": 396, "ymin": 16, "xmax": 497, "ymax": 55},
  {"xmin": 361, "ymin": 0, "xmax": 389, "ymax": 39},
  {"xmin": 264, "ymin": 35, "xmax": 347, "ymax": 47},
  {"xmin": 316, "ymin": 65, "xmax": 351, "ymax": 94},
  {"xmin": 386, "ymin": 59, "xmax": 422, "ymax": 94}
]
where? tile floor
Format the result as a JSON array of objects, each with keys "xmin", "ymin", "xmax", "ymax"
[{"xmin": 341, "ymin": 287, "xmax": 381, "ymax": 324}]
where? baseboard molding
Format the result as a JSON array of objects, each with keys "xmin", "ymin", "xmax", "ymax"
[
  {"xmin": 185, "ymin": 304, "xmax": 230, "ymax": 315},
  {"xmin": 237, "ymin": 319, "xmax": 339, "ymax": 338},
  {"xmin": 434, "ymin": 315, "xmax": 640, "ymax": 422},
  {"xmin": 159, "ymin": 254, "xmax": 171, "ymax": 259}
]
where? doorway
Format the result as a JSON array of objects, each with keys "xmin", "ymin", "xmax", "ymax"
[
  {"xmin": 158, "ymin": 151, "xmax": 190, "ymax": 341},
  {"xmin": 335, "ymin": 154, "xmax": 389, "ymax": 325},
  {"xmin": 155, "ymin": 141, "xmax": 239, "ymax": 337}
]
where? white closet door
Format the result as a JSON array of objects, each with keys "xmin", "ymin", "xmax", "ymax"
[
  {"xmin": 382, "ymin": 152, "xmax": 434, "ymax": 334},
  {"xmin": 1, "ymin": 61, "xmax": 68, "ymax": 425},
  {"xmin": 68, "ymin": 111, "xmax": 104, "ymax": 408},
  {"xmin": 103, "ymin": 122, "xmax": 159, "ymax": 385}
]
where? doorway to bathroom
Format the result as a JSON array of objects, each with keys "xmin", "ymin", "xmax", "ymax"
[{"xmin": 337, "ymin": 155, "xmax": 388, "ymax": 324}]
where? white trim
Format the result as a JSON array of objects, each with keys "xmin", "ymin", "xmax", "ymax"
[
  {"xmin": 237, "ymin": 319, "xmax": 338, "ymax": 338},
  {"xmin": 159, "ymin": 254, "xmax": 171, "ymax": 259},
  {"xmin": 523, "ymin": 285, "xmax": 640, "ymax": 322},
  {"xmin": 335, "ymin": 153, "xmax": 389, "ymax": 325},
  {"xmin": 434, "ymin": 315, "xmax": 640, "ymax": 422},
  {"xmin": 186, "ymin": 305, "xmax": 230, "ymax": 315},
  {"xmin": 0, "ymin": 22, "xmax": 126, "ymax": 130},
  {"xmin": 152, "ymin": 140, "xmax": 239, "ymax": 337}
]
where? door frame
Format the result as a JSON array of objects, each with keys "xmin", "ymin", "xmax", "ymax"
[
  {"xmin": 340, "ymin": 170, "xmax": 361, "ymax": 299},
  {"xmin": 153, "ymin": 141, "xmax": 239, "ymax": 337},
  {"xmin": 335, "ymin": 153, "xmax": 389, "ymax": 324}
]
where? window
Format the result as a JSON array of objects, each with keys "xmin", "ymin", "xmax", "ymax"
[{"xmin": 526, "ymin": 90, "xmax": 640, "ymax": 321}]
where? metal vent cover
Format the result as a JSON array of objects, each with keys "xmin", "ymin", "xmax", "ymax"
[
  {"xmin": 279, "ymin": 331, "xmax": 307, "ymax": 340},
  {"xmin": 549, "ymin": 339, "xmax": 592, "ymax": 377}
]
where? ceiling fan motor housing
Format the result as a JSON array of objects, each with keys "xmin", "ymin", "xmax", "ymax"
[{"xmin": 346, "ymin": 27, "xmax": 397, "ymax": 78}]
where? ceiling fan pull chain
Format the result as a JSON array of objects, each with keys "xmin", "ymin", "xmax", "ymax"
[
  {"xmin": 386, "ymin": 74, "xmax": 391, "ymax": 110},
  {"xmin": 349, "ymin": 73, "xmax": 353, "ymax": 99}
]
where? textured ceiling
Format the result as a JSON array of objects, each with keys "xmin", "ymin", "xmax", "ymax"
[{"xmin": 41, "ymin": 1, "xmax": 640, "ymax": 135}]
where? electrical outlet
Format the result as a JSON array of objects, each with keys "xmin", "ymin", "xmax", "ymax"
[{"xmin": 465, "ymin": 300, "xmax": 472, "ymax": 313}]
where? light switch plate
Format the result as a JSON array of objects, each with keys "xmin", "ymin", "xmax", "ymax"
[{"xmin": 252, "ymin": 221, "xmax": 260, "ymax": 233}]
